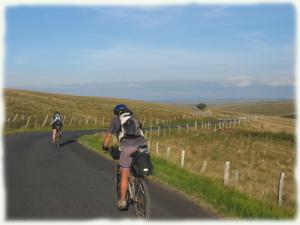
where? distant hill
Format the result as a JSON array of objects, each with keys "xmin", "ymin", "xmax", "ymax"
[
  {"xmin": 4, "ymin": 89, "xmax": 192, "ymax": 129},
  {"xmin": 210, "ymin": 101, "xmax": 295, "ymax": 117}
]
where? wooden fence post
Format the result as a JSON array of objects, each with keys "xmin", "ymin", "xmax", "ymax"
[
  {"xmin": 224, "ymin": 161, "xmax": 230, "ymax": 186},
  {"xmin": 156, "ymin": 142, "xmax": 159, "ymax": 155},
  {"xmin": 194, "ymin": 121, "xmax": 197, "ymax": 131},
  {"xmin": 69, "ymin": 116, "xmax": 74, "ymax": 126},
  {"xmin": 186, "ymin": 123, "xmax": 189, "ymax": 133},
  {"xmin": 25, "ymin": 116, "xmax": 31, "ymax": 128},
  {"xmin": 181, "ymin": 150, "xmax": 185, "ymax": 168},
  {"xmin": 42, "ymin": 114, "xmax": 49, "ymax": 127},
  {"xmin": 148, "ymin": 141, "xmax": 151, "ymax": 152},
  {"xmin": 278, "ymin": 172, "xmax": 285, "ymax": 207},
  {"xmin": 158, "ymin": 126, "xmax": 160, "ymax": 137},
  {"xmin": 102, "ymin": 117, "xmax": 105, "ymax": 127},
  {"xmin": 12, "ymin": 114, "xmax": 18, "ymax": 123},
  {"xmin": 142, "ymin": 117, "xmax": 145, "ymax": 127},
  {"xmin": 63, "ymin": 115, "xmax": 67, "ymax": 124},
  {"xmin": 201, "ymin": 161, "xmax": 208, "ymax": 173},
  {"xmin": 235, "ymin": 170, "xmax": 240, "ymax": 185},
  {"xmin": 166, "ymin": 147, "xmax": 170, "ymax": 159}
]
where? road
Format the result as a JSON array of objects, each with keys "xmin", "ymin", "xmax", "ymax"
[{"xmin": 4, "ymin": 130, "xmax": 216, "ymax": 220}]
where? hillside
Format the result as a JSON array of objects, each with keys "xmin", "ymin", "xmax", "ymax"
[
  {"xmin": 210, "ymin": 101, "xmax": 295, "ymax": 117},
  {"xmin": 4, "ymin": 89, "xmax": 193, "ymax": 129}
]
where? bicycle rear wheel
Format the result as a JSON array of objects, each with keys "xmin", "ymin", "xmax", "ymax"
[
  {"xmin": 56, "ymin": 132, "xmax": 60, "ymax": 149},
  {"xmin": 133, "ymin": 179, "xmax": 150, "ymax": 219}
]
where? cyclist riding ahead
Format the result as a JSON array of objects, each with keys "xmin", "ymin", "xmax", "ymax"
[
  {"xmin": 102, "ymin": 104, "xmax": 146, "ymax": 210},
  {"xmin": 51, "ymin": 111, "xmax": 63, "ymax": 144}
]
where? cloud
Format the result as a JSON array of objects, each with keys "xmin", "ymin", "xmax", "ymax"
[
  {"xmin": 94, "ymin": 6, "xmax": 182, "ymax": 29},
  {"xmin": 223, "ymin": 76, "xmax": 294, "ymax": 87},
  {"xmin": 223, "ymin": 76, "xmax": 253, "ymax": 87}
]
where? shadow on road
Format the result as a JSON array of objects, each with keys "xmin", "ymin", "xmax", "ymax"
[{"xmin": 59, "ymin": 139, "xmax": 76, "ymax": 147}]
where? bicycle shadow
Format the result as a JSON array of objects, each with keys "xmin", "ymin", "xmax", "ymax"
[{"xmin": 59, "ymin": 139, "xmax": 76, "ymax": 147}]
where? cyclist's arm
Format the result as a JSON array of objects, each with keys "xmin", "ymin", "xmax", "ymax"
[{"xmin": 103, "ymin": 132, "xmax": 112, "ymax": 147}]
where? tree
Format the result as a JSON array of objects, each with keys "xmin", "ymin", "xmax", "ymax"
[{"xmin": 197, "ymin": 103, "xmax": 206, "ymax": 110}]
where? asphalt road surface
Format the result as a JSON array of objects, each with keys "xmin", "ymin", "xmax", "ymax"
[{"xmin": 5, "ymin": 130, "xmax": 216, "ymax": 220}]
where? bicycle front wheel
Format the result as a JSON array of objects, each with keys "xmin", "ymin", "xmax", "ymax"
[{"xmin": 133, "ymin": 179, "xmax": 150, "ymax": 219}]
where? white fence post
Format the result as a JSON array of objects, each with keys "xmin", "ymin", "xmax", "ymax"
[
  {"xmin": 278, "ymin": 172, "xmax": 285, "ymax": 207},
  {"xmin": 224, "ymin": 161, "xmax": 230, "ymax": 186},
  {"xmin": 194, "ymin": 121, "xmax": 197, "ymax": 131},
  {"xmin": 156, "ymin": 141, "xmax": 159, "ymax": 155},
  {"xmin": 181, "ymin": 150, "xmax": 185, "ymax": 168}
]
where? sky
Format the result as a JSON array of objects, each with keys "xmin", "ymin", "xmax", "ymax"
[{"xmin": 4, "ymin": 4, "xmax": 295, "ymax": 101}]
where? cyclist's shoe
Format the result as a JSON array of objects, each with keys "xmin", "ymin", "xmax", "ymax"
[{"xmin": 117, "ymin": 200, "xmax": 127, "ymax": 210}]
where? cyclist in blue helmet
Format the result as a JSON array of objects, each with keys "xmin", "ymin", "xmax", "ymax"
[{"xmin": 102, "ymin": 104, "xmax": 146, "ymax": 210}]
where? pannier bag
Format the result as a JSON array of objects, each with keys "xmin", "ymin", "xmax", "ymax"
[
  {"xmin": 110, "ymin": 147, "xmax": 121, "ymax": 160},
  {"xmin": 131, "ymin": 145, "xmax": 153, "ymax": 176}
]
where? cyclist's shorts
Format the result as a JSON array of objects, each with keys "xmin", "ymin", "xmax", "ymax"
[
  {"xmin": 52, "ymin": 122, "xmax": 62, "ymax": 130},
  {"xmin": 119, "ymin": 146, "xmax": 138, "ymax": 168}
]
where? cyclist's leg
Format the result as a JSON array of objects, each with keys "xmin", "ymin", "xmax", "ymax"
[
  {"xmin": 52, "ymin": 123, "xmax": 57, "ymax": 143},
  {"xmin": 119, "ymin": 167, "xmax": 130, "ymax": 202},
  {"xmin": 119, "ymin": 146, "xmax": 137, "ymax": 204}
]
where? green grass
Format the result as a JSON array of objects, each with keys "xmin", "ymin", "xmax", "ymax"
[
  {"xmin": 4, "ymin": 126, "xmax": 99, "ymax": 135},
  {"xmin": 77, "ymin": 134, "xmax": 295, "ymax": 219}
]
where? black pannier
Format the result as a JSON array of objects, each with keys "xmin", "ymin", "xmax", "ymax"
[
  {"xmin": 110, "ymin": 147, "xmax": 121, "ymax": 160},
  {"xmin": 131, "ymin": 145, "xmax": 153, "ymax": 177}
]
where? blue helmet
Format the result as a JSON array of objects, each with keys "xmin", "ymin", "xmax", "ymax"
[{"xmin": 113, "ymin": 104, "xmax": 129, "ymax": 115}]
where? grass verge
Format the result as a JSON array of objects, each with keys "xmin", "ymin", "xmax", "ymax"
[{"xmin": 77, "ymin": 134, "xmax": 295, "ymax": 219}]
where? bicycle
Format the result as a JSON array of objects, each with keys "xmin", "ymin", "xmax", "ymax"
[
  {"xmin": 105, "ymin": 146, "xmax": 151, "ymax": 219},
  {"xmin": 54, "ymin": 126, "xmax": 62, "ymax": 150}
]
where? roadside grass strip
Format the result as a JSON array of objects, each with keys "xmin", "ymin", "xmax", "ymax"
[{"xmin": 77, "ymin": 134, "xmax": 295, "ymax": 219}]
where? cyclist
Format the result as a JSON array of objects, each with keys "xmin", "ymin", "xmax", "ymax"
[
  {"xmin": 51, "ymin": 111, "xmax": 63, "ymax": 144},
  {"xmin": 102, "ymin": 104, "xmax": 146, "ymax": 210}
]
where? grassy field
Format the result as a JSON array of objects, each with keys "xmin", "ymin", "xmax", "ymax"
[
  {"xmin": 4, "ymin": 89, "xmax": 296, "ymax": 218},
  {"xmin": 4, "ymin": 89, "xmax": 193, "ymax": 130},
  {"xmin": 78, "ymin": 133, "xmax": 295, "ymax": 219},
  {"xmin": 211, "ymin": 101, "xmax": 295, "ymax": 117},
  {"xmin": 147, "ymin": 126, "xmax": 296, "ymax": 211}
]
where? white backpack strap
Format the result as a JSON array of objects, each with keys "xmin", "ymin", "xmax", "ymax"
[
  {"xmin": 119, "ymin": 112, "xmax": 131, "ymax": 125},
  {"xmin": 118, "ymin": 112, "xmax": 131, "ymax": 141}
]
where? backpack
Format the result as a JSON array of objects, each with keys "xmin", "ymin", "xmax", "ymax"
[
  {"xmin": 131, "ymin": 145, "xmax": 153, "ymax": 177},
  {"xmin": 117, "ymin": 112, "xmax": 144, "ymax": 141}
]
